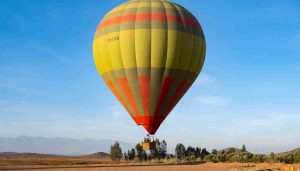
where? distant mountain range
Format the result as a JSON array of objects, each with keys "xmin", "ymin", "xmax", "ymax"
[
  {"xmin": 0, "ymin": 136, "xmax": 133, "ymax": 156},
  {"xmin": 1, "ymin": 136, "xmax": 299, "ymax": 157},
  {"xmin": 277, "ymin": 148, "xmax": 300, "ymax": 156},
  {"xmin": 217, "ymin": 147, "xmax": 300, "ymax": 156},
  {"xmin": 81, "ymin": 152, "xmax": 110, "ymax": 157},
  {"xmin": 0, "ymin": 152, "xmax": 64, "ymax": 157},
  {"xmin": 1, "ymin": 148, "xmax": 299, "ymax": 159},
  {"xmin": 0, "ymin": 151, "xmax": 109, "ymax": 157},
  {"xmin": 218, "ymin": 147, "xmax": 241, "ymax": 153}
]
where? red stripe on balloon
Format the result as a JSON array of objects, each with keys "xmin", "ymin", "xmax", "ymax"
[
  {"xmin": 97, "ymin": 13, "xmax": 201, "ymax": 31},
  {"xmin": 117, "ymin": 78, "xmax": 140, "ymax": 116},
  {"xmin": 107, "ymin": 80, "xmax": 132, "ymax": 116},
  {"xmin": 155, "ymin": 76, "xmax": 174, "ymax": 116},
  {"xmin": 133, "ymin": 115, "xmax": 165, "ymax": 135},
  {"xmin": 162, "ymin": 79, "xmax": 189, "ymax": 117},
  {"xmin": 138, "ymin": 76, "xmax": 150, "ymax": 116},
  {"xmin": 143, "ymin": 124, "xmax": 160, "ymax": 135},
  {"xmin": 133, "ymin": 115, "xmax": 154, "ymax": 125}
]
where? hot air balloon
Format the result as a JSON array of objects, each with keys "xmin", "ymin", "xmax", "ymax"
[{"xmin": 93, "ymin": 0, "xmax": 206, "ymax": 138}]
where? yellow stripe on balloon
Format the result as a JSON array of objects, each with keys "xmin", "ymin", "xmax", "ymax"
[{"xmin": 93, "ymin": 30, "xmax": 204, "ymax": 74}]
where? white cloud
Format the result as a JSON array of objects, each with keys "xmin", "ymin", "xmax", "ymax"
[
  {"xmin": 190, "ymin": 73, "xmax": 230, "ymax": 106},
  {"xmin": 197, "ymin": 95, "xmax": 229, "ymax": 106},
  {"xmin": 248, "ymin": 113, "xmax": 299, "ymax": 127},
  {"xmin": 0, "ymin": 83, "xmax": 46, "ymax": 95},
  {"xmin": 0, "ymin": 83, "xmax": 22, "ymax": 90},
  {"xmin": 195, "ymin": 73, "xmax": 216, "ymax": 86},
  {"xmin": 110, "ymin": 105, "xmax": 127, "ymax": 120},
  {"xmin": 29, "ymin": 42, "xmax": 70, "ymax": 65}
]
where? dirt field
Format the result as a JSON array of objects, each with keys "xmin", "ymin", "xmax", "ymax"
[
  {"xmin": 1, "ymin": 163, "xmax": 300, "ymax": 171},
  {"xmin": 0, "ymin": 156, "xmax": 111, "ymax": 166},
  {"xmin": 1, "ymin": 157, "xmax": 300, "ymax": 171}
]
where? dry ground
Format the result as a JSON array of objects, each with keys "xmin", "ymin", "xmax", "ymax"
[
  {"xmin": 0, "ymin": 156, "xmax": 111, "ymax": 166},
  {"xmin": 1, "ymin": 156, "xmax": 300, "ymax": 171}
]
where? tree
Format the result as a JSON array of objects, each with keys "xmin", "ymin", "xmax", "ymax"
[
  {"xmin": 230, "ymin": 154, "xmax": 243, "ymax": 162},
  {"xmin": 283, "ymin": 154, "xmax": 294, "ymax": 164},
  {"xmin": 241, "ymin": 152, "xmax": 252, "ymax": 163},
  {"xmin": 294, "ymin": 151, "xmax": 300, "ymax": 163},
  {"xmin": 195, "ymin": 147, "xmax": 201, "ymax": 159},
  {"xmin": 175, "ymin": 143, "xmax": 186, "ymax": 161},
  {"xmin": 151, "ymin": 138, "xmax": 160, "ymax": 159},
  {"xmin": 226, "ymin": 148, "xmax": 236, "ymax": 154},
  {"xmin": 212, "ymin": 149, "xmax": 218, "ymax": 155},
  {"xmin": 204, "ymin": 154, "xmax": 218, "ymax": 163},
  {"xmin": 225, "ymin": 153, "xmax": 235, "ymax": 161},
  {"xmin": 124, "ymin": 152, "xmax": 128, "ymax": 161},
  {"xmin": 270, "ymin": 152, "xmax": 275, "ymax": 159},
  {"xmin": 252, "ymin": 154, "xmax": 265, "ymax": 163},
  {"xmin": 269, "ymin": 152, "xmax": 275, "ymax": 163},
  {"xmin": 135, "ymin": 143, "xmax": 144, "ymax": 161},
  {"xmin": 201, "ymin": 148, "xmax": 210, "ymax": 160},
  {"xmin": 185, "ymin": 146, "xmax": 195, "ymax": 157},
  {"xmin": 185, "ymin": 146, "xmax": 196, "ymax": 162},
  {"xmin": 128, "ymin": 148, "xmax": 135, "ymax": 161},
  {"xmin": 241, "ymin": 144, "xmax": 247, "ymax": 152},
  {"xmin": 160, "ymin": 140, "xmax": 167, "ymax": 159},
  {"xmin": 217, "ymin": 154, "xmax": 226, "ymax": 162},
  {"xmin": 127, "ymin": 150, "xmax": 131, "ymax": 160},
  {"xmin": 202, "ymin": 148, "xmax": 209, "ymax": 155},
  {"xmin": 149, "ymin": 138, "xmax": 168, "ymax": 160},
  {"xmin": 142, "ymin": 150, "xmax": 148, "ymax": 161},
  {"xmin": 110, "ymin": 142, "xmax": 123, "ymax": 163}
]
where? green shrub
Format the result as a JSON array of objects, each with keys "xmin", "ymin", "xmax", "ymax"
[{"xmin": 110, "ymin": 142, "xmax": 123, "ymax": 163}]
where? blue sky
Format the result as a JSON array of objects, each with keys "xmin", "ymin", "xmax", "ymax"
[{"xmin": 1, "ymin": 0, "xmax": 300, "ymax": 153}]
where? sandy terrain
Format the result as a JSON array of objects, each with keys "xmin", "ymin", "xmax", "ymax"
[
  {"xmin": 1, "ymin": 157, "xmax": 300, "ymax": 171},
  {"xmin": 1, "ymin": 163, "xmax": 300, "ymax": 171},
  {"xmin": 0, "ymin": 156, "xmax": 111, "ymax": 166}
]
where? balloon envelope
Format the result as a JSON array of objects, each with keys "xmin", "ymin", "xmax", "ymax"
[{"xmin": 93, "ymin": 0, "xmax": 206, "ymax": 135}]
